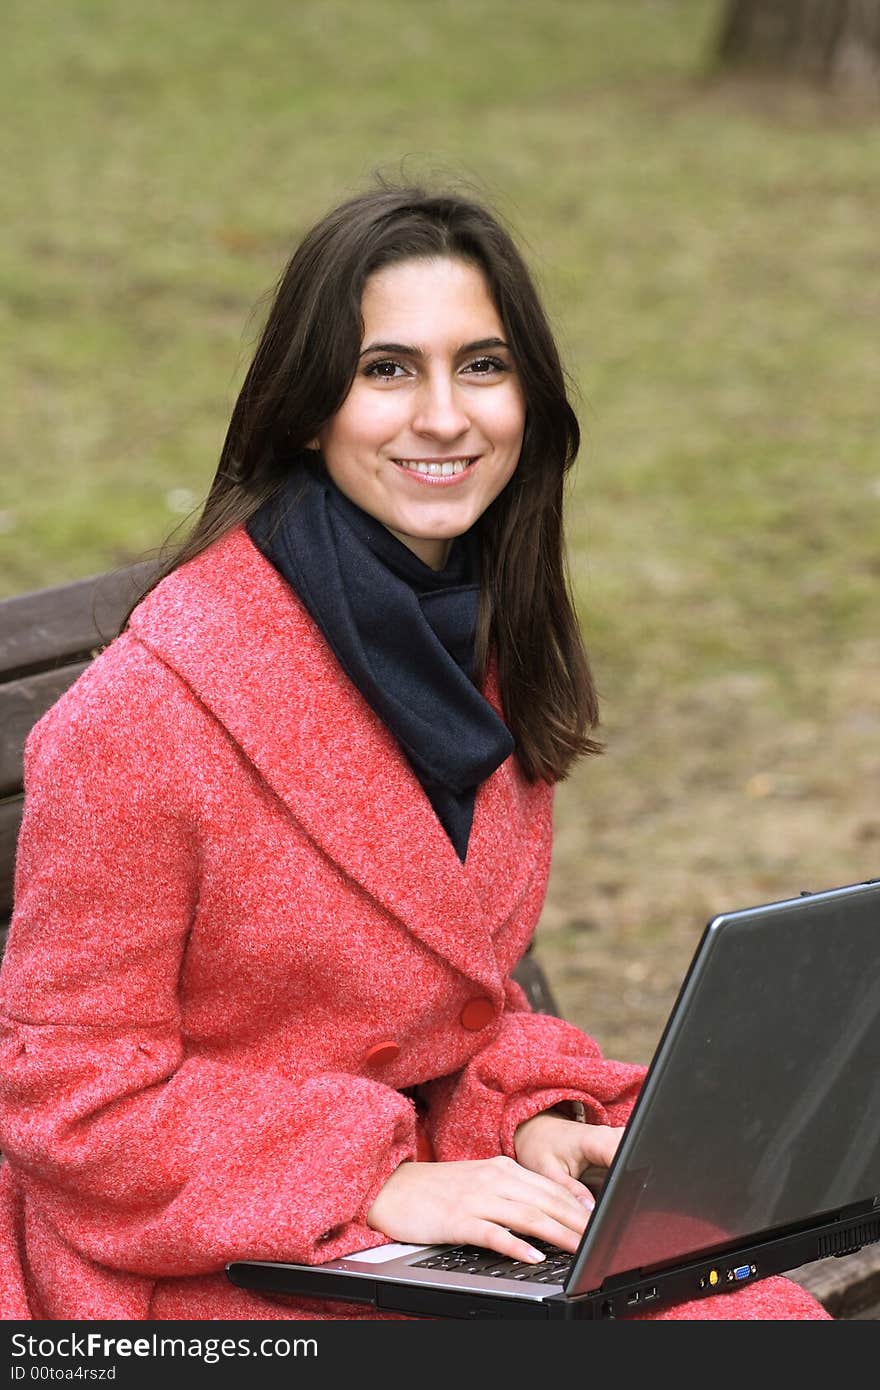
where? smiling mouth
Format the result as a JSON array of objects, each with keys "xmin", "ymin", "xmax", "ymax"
[{"xmin": 393, "ymin": 457, "xmax": 477, "ymax": 477}]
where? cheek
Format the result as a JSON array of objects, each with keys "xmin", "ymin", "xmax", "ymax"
[
  {"xmin": 347, "ymin": 389, "xmax": 405, "ymax": 442},
  {"xmin": 482, "ymin": 388, "xmax": 526, "ymax": 450},
  {"xmin": 322, "ymin": 392, "xmax": 398, "ymax": 458}
]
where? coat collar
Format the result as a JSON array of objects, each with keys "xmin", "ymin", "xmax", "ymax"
[{"xmin": 129, "ymin": 528, "xmax": 552, "ymax": 994}]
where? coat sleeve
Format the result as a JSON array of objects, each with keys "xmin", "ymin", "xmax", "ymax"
[
  {"xmin": 421, "ymin": 961, "xmax": 648, "ymax": 1163},
  {"xmin": 0, "ymin": 656, "xmax": 417, "ymax": 1279}
]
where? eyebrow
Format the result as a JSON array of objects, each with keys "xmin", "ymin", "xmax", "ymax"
[{"xmin": 358, "ymin": 337, "xmax": 511, "ymax": 358}]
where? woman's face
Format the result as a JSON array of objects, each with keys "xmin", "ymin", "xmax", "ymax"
[{"xmin": 315, "ymin": 256, "xmax": 526, "ymax": 569}]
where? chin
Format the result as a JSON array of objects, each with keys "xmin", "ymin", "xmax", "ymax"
[{"xmin": 401, "ymin": 510, "xmax": 476, "ymax": 540}]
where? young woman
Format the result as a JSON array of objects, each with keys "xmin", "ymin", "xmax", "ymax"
[{"xmin": 0, "ymin": 185, "xmax": 828, "ymax": 1320}]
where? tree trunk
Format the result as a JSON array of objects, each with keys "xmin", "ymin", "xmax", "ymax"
[{"xmin": 717, "ymin": 0, "xmax": 880, "ymax": 91}]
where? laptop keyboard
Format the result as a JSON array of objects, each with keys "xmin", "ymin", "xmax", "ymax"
[{"xmin": 412, "ymin": 1240, "xmax": 573, "ymax": 1285}]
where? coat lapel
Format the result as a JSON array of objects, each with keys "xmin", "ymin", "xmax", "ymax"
[{"xmin": 129, "ymin": 528, "xmax": 548, "ymax": 994}]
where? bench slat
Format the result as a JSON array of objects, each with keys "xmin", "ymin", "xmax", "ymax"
[
  {"xmin": 511, "ymin": 951, "xmax": 561, "ymax": 1017},
  {"xmin": 0, "ymin": 664, "xmax": 89, "ymax": 798},
  {"xmin": 0, "ymin": 796, "xmax": 24, "ymax": 926},
  {"xmin": 788, "ymin": 1244, "xmax": 880, "ymax": 1319},
  {"xmin": 0, "ymin": 561, "xmax": 158, "ymax": 682}
]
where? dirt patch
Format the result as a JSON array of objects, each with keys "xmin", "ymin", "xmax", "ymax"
[{"xmin": 536, "ymin": 640, "xmax": 880, "ymax": 1065}]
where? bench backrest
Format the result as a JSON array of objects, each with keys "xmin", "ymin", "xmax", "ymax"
[{"xmin": 0, "ymin": 562, "xmax": 160, "ymax": 947}]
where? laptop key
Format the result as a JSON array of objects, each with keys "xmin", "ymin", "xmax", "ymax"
[{"xmin": 412, "ymin": 1244, "xmax": 573, "ymax": 1283}]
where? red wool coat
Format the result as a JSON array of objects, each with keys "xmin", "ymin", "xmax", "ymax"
[{"xmin": 0, "ymin": 529, "xmax": 827, "ymax": 1321}]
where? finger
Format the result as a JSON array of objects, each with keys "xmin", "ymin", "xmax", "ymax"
[
  {"xmin": 495, "ymin": 1187, "xmax": 591, "ymax": 1238},
  {"xmin": 554, "ymin": 1172, "xmax": 597, "ymax": 1210},
  {"xmin": 500, "ymin": 1162, "xmax": 595, "ymax": 1218},
  {"xmin": 513, "ymin": 1153, "xmax": 597, "ymax": 1208},
  {"xmin": 497, "ymin": 1200, "xmax": 588, "ymax": 1255},
  {"xmin": 471, "ymin": 1181, "xmax": 589, "ymax": 1249},
  {"xmin": 465, "ymin": 1218, "xmax": 546, "ymax": 1265},
  {"xmin": 581, "ymin": 1124, "xmax": 624, "ymax": 1168}
]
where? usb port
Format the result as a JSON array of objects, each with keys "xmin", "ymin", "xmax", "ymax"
[
  {"xmin": 643, "ymin": 1286, "xmax": 658, "ymax": 1301},
  {"xmin": 626, "ymin": 1290, "xmax": 640, "ymax": 1305},
  {"xmin": 733, "ymin": 1265, "xmax": 751, "ymax": 1281}
]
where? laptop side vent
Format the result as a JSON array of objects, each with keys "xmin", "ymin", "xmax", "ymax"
[{"xmin": 817, "ymin": 1220, "xmax": 880, "ymax": 1259}]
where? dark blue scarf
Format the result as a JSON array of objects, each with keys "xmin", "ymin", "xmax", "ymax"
[{"xmin": 246, "ymin": 456, "xmax": 514, "ymax": 862}]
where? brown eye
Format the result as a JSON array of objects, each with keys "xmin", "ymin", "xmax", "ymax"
[
  {"xmin": 364, "ymin": 359, "xmax": 408, "ymax": 379},
  {"xmin": 464, "ymin": 356, "xmax": 508, "ymax": 375}
]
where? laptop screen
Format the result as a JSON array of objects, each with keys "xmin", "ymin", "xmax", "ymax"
[{"xmin": 571, "ymin": 883, "xmax": 880, "ymax": 1291}]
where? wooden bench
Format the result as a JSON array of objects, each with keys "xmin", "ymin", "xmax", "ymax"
[{"xmin": 1, "ymin": 567, "xmax": 877, "ymax": 1319}]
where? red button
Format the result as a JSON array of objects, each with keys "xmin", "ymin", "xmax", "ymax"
[
  {"xmin": 365, "ymin": 1039, "xmax": 400, "ymax": 1066},
  {"xmin": 460, "ymin": 997, "xmax": 495, "ymax": 1031}
]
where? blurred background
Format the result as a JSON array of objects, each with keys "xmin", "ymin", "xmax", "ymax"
[{"xmin": 3, "ymin": 0, "xmax": 879, "ymax": 1062}]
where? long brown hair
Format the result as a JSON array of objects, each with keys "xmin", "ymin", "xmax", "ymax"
[{"xmin": 130, "ymin": 182, "xmax": 602, "ymax": 781}]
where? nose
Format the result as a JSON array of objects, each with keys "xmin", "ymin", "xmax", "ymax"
[{"xmin": 411, "ymin": 372, "xmax": 470, "ymax": 442}]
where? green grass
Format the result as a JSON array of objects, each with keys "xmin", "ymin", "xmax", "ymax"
[
  {"xmin": 4, "ymin": 0, "xmax": 880, "ymax": 1054},
  {"xmin": 3, "ymin": 0, "xmax": 728, "ymax": 594}
]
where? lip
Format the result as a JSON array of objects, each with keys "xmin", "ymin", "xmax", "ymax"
[{"xmin": 391, "ymin": 456, "xmax": 479, "ymax": 487}]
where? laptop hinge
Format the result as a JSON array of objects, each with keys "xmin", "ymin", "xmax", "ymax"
[{"xmin": 600, "ymin": 1269, "xmax": 643, "ymax": 1292}]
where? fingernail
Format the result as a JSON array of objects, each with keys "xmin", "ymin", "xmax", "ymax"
[
  {"xmin": 579, "ymin": 1192, "xmax": 596, "ymax": 1210},
  {"xmin": 526, "ymin": 1247, "xmax": 544, "ymax": 1263}
]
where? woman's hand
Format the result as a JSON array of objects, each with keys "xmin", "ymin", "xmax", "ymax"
[
  {"xmin": 513, "ymin": 1111, "xmax": 624, "ymax": 1202},
  {"xmin": 365, "ymin": 1156, "xmax": 593, "ymax": 1264}
]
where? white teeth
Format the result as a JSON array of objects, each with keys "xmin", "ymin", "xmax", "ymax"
[{"xmin": 396, "ymin": 458, "xmax": 474, "ymax": 476}]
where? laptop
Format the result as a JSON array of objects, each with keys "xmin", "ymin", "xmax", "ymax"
[{"xmin": 226, "ymin": 878, "xmax": 880, "ymax": 1320}]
